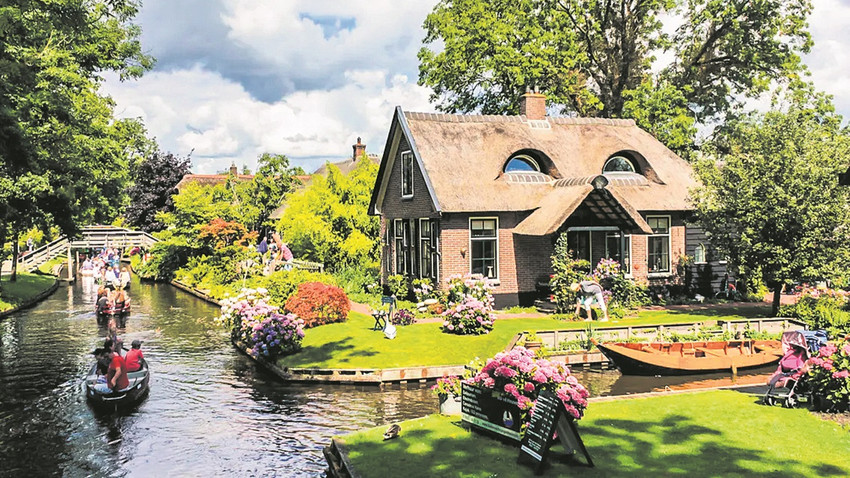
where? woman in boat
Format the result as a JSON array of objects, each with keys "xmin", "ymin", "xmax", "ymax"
[{"xmin": 118, "ymin": 267, "xmax": 131, "ymax": 289}]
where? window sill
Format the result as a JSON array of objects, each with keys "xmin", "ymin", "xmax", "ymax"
[
  {"xmin": 487, "ymin": 279, "xmax": 501, "ymax": 287},
  {"xmin": 694, "ymin": 262, "xmax": 707, "ymax": 265},
  {"xmin": 401, "ymin": 195, "xmax": 414, "ymax": 201},
  {"xmin": 647, "ymin": 272, "xmax": 673, "ymax": 278}
]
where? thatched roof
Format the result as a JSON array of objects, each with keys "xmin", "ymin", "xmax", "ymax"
[{"xmin": 377, "ymin": 110, "xmax": 697, "ymax": 215}]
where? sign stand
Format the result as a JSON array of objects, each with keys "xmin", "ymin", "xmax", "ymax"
[{"xmin": 518, "ymin": 389, "xmax": 594, "ymax": 474}]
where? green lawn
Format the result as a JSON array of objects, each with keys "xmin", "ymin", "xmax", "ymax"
[
  {"xmin": 279, "ymin": 304, "xmax": 774, "ymax": 369},
  {"xmin": 340, "ymin": 390, "xmax": 850, "ymax": 477},
  {"xmin": 0, "ymin": 273, "xmax": 56, "ymax": 312},
  {"xmin": 37, "ymin": 256, "xmax": 67, "ymax": 275}
]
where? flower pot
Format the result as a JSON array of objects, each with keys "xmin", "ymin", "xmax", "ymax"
[
  {"xmin": 439, "ymin": 393, "xmax": 462, "ymax": 415},
  {"xmin": 524, "ymin": 341, "xmax": 543, "ymax": 353}
]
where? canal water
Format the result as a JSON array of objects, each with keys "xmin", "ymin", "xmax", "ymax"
[{"xmin": 0, "ymin": 278, "xmax": 773, "ymax": 477}]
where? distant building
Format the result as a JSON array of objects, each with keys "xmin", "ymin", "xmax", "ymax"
[{"xmin": 174, "ymin": 163, "xmax": 253, "ymax": 191}]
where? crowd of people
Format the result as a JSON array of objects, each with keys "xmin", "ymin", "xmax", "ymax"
[
  {"xmin": 80, "ymin": 247, "xmax": 132, "ymax": 290},
  {"xmin": 91, "ymin": 338, "xmax": 145, "ymax": 393}
]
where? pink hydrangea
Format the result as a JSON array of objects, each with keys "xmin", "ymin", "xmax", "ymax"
[{"xmin": 832, "ymin": 370, "xmax": 850, "ymax": 379}]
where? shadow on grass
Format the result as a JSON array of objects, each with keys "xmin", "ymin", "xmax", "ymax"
[
  {"xmin": 347, "ymin": 414, "xmax": 848, "ymax": 477},
  {"xmin": 281, "ymin": 337, "xmax": 378, "ymax": 368},
  {"xmin": 645, "ymin": 304, "xmax": 770, "ymax": 319}
]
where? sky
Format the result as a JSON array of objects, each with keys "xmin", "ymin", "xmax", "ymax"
[{"xmin": 101, "ymin": 0, "xmax": 850, "ymax": 175}]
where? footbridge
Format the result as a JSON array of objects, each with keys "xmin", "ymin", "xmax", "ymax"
[{"xmin": 16, "ymin": 226, "xmax": 158, "ymax": 274}]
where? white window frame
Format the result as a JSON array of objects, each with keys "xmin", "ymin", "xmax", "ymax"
[
  {"xmin": 469, "ymin": 217, "xmax": 499, "ymax": 280},
  {"xmin": 400, "ymin": 150, "xmax": 414, "ymax": 198},
  {"xmin": 647, "ymin": 215, "xmax": 672, "ymax": 276},
  {"xmin": 605, "ymin": 232, "xmax": 632, "ymax": 276},
  {"xmin": 694, "ymin": 243, "xmax": 707, "ymax": 264}
]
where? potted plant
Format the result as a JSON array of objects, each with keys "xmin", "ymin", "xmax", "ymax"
[
  {"xmin": 431, "ymin": 376, "xmax": 462, "ymax": 415},
  {"xmin": 523, "ymin": 331, "xmax": 543, "ymax": 352}
]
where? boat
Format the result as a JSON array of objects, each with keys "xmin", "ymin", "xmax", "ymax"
[
  {"xmin": 592, "ymin": 339, "xmax": 783, "ymax": 376},
  {"xmin": 84, "ymin": 360, "xmax": 150, "ymax": 408},
  {"xmin": 95, "ymin": 298, "xmax": 131, "ymax": 317}
]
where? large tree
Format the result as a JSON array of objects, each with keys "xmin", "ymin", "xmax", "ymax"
[
  {"xmin": 0, "ymin": 0, "xmax": 154, "ymax": 279},
  {"xmin": 234, "ymin": 153, "xmax": 299, "ymax": 233},
  {"xmin": 691, "ymin": 96, "xmax": 850, "ymax": 316},
  {"xmin": 125, "ymin": 152, "xmax": 191, "ymax": 233},
  {"xmin": 419, "ymin": 0, "xmax": 813, "ymax": 154}
]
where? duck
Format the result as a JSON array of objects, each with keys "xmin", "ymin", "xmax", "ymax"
[{"xmin": 383, "ymin": 424, "xmax": 401, "ymax": 441}]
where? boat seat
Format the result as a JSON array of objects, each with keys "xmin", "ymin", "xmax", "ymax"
[
  {"xmin": 640, "ymin": 345, "xmax": 662, "ymax": 354},
  {"xmin": 697, "ymin": 347, "xmax": 725, "ymax": 357}
]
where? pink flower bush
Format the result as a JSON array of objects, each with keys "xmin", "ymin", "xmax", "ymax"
[
  {"xmin": 807, "ymin": 336, "xmax": 850, "ymax": 412},
  {"xmin": 217, "ymin": 288, "xmax": 305, "ymax": 359},
  {"xmin": 430, "ymin": 376, "xmax": 462, "ymax": 397},
  {"xmin": 441, "ymin": 296, "xmax": 495, "ymax": 335},
  {"xmin": 444, "ymin": 273, "xmax": 494, "ymax": 309},
  {"xmin": 469, "ymin": 347, "xmax": 589, "ymax": 430}
]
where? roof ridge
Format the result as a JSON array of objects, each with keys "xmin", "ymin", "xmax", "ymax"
[{"xmin": 404, "ymin": 111, "xmax": 635, "ymax": 127}]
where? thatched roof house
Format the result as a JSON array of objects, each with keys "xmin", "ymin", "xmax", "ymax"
[{"xmin": 369, "ymin": 93, "xmax": 728, "ymax": 308}]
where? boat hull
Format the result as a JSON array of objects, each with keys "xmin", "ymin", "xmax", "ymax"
[
  {"xmin": 595, "ymin": 340, "xmax": 782, "ymax": 376},
  {"xmin": 85, "ymin": 362, "xmax": 150, "ymax": 408}
]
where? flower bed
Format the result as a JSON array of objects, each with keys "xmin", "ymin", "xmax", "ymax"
[
  {"xmin": 442, "ymin": 296, "xmax": 495, "ymax": 335},
  {"xmin": 808, "ymin": 336, "xmax": 850, "ymax": 412},
  {"xmin": 469, "ymin": 347, "xmax": 589, "ymax": 430},
  {"xmin": 216, "ymin": 288, "xmax": 305, "ymax": 359}
]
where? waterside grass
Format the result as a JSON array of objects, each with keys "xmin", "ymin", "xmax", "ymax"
[
  {"xmin": 0, "ymin": 273, "xmax": 57, "ymax": 312},
  {"xmin": 279, "ymin": 304, "xmax": 774, "ymax": 370},
  {"xmin": 340, "ymin": 390, "xmax": 850, "ymax": 477}
]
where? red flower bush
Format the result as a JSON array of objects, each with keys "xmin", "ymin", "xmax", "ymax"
[{"xmin": 284, "ymin": 282, "xmax": 350, "ymax": 328}]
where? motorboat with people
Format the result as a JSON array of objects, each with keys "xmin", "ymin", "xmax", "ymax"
[
  {"xmin": 84, "ymin": 359, "xmax": 150, "ymax": 409},
  {"xmin": 592, "ymin": 338, "xmax": 783, "ymax": 376}
]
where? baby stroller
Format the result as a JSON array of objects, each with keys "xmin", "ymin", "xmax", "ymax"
[{"xmin": 763, "ymin": 330, "xmax": 828, "ymax": 408}]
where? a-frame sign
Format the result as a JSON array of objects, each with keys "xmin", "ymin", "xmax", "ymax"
[{"xmin": 517, "ymin": 388, "xmax": 594, "ymax": 474}]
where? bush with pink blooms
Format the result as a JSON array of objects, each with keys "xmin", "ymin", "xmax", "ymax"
[
  {"xmin": 444, "ymin": 273, "xmax": 494, "ymax": 309},
  {"xmin": 216, "ymin": 288, "xmax": 305, "ymax": 359},
  {"xmin": 807, "ymin": 336, "xmax": 850, "ymax": 412},
  {"xmin": 469, "ymin": 347, "xmax": 589, "ymax": 433},
  {"xmin": 441, "ymin": 296, "xmax": 495, "ymax": 335}
]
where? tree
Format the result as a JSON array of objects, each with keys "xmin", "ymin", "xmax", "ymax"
[
  {"xmin": 419, "ymin": 0, "xmax": 812, "ymax": 155},
  {"xmin": 0, "ymin": 0, "xmax": 153, "ymax": 281},
  {"xmin": 691, "ymin": 99, "xmax": 850, "ymax": 316},
  {"xmin": 125, "ymin": 152, "xmax": 192, "ymax": 232},
  {"xmin": 235, "ymin": 153, "xmax": 299, "ymax": 232},
  {"xmin": 277, "ymin": 157, "xmax": 380, "ymax": 270}
]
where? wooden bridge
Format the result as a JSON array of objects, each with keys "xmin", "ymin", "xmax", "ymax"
[{"xmin": 15, "ymin": 226, "xmax": 158, "ymax": 275}]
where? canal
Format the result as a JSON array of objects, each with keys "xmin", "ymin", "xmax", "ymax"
[{"xmin": 0, "ymin": 277, "xmax": 773, "ymax": 476}]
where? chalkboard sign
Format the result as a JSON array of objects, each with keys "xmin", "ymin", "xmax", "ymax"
[
  {"xmin": 461, "ymin": 382, "xmax": 522, "ymax": 443},
  {"xmin": 518, "ymin": 389, "xmax": 594, "ymax": 474}
]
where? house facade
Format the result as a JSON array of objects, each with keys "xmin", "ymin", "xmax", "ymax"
[{"xmin": 368, "ymin": 93, "xmax": 728, "ymax": 307}]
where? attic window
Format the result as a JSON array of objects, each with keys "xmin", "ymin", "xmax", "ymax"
[
  {"xmin": 505, "ymin": 154, "xmax": 540, "ymax": 173},
  {"xmin": 603, "ymin": 155, "xmax": 636, "ymax": 173}
]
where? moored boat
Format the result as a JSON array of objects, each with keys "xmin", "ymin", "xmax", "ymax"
[
  {"xmin": 84, "ymin": 360, "xmax": 150, "ymax": 408},
  {"xmin": 592, "ymin": 339, "xmax": 783, "ymax": 376}
]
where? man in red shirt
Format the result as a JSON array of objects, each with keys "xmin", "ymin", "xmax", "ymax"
[
  {"xmin": 125, "ymin": 339, "xmax": 144, "ymax": 372},
  {"xmin": 94, "ymin": 339, "xmax": 129, "ymax": 393}
]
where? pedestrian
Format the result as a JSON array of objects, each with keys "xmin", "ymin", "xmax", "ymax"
[{"xmin": 571, "ymin": 280, "xmax": 609, "ymax": 322}]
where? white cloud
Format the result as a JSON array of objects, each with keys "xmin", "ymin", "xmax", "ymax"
[{"xmin": 805, "ymin": 0, "xmax": 850, "ymax": 115}]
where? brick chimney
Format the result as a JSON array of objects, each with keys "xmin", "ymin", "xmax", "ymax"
[
  {"xmin": 519, "ymin": 91, "xmax": 547, "ymax": 120},
  {"xmin": 352, "ymin": 137, "xmax": 366, "ymax": 161},
  {"xmin": 229, "ymin": 163, "xmax": 238, "ymax": 175}
]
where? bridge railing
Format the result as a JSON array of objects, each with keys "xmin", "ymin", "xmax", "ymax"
[
  {"xmin": 17, "ymin": 237, "xmax": 70, "ymax": 272},
  {"xmin": 15, "ymin": 226, "xmax": 159, "ymax": 272}
]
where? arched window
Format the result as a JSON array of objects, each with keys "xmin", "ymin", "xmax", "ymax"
[
  {"xmin": 504, "ymin": 154, "xmax": 540, "ymax": 173},
  {"xmin": 694, "ymin": 243, "xmax": 707, "ymax": 264},
  {"xmin": 603, "ymin": 155, "xmax": 636, "ymax": 173}
]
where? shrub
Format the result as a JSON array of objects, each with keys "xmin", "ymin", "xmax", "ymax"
[
  {"xmin": 441, "ymin": 297, "xmax": 495, "ymax": 335},
  {"xmin": 779, "ymin": 292, "xmax": 850, "ymax": 337},
  {"xmin": 215, "ymin": 288, "xmax": 305, "ymax": 359},
  {"xmin": 333, "ymin": 265, "xmax": 379, "ymax": 295},
  {"xmin": 262, "ymin": 269, "xmax": 337, "ymax": 306},
  {"xmin": 469, "ymin": 347, "xmax": 590, "ymax": 431},
  {"xmin": 430, "ymin": 376, "xmax": 462, "ymax": 397},
  {"xmin": 444, "ymin": 274, "xmax": 494, "ymax": 309},
  {"xmin": 392, "ymin": 308, "xmax": 415, "ymax": 326},
  {"xmin": 807, "ymin": 338, "xmax": 850, "ymax": 412},
  {"xmin": 135, "ymin": 240, "xmax": 200, "ymax": 281},
  {"xmin": 550, "ymin": 235, "xmax": 591, "ymax": 313},
  {"xmin": 412, "ymin": 278, "xmax": 435, "ymax": 302},
  {"xmin": 387, "ymin": 274, "xmax": 408, "ymax": 299},
  {"xmin": 284, "ymin": 281, "xmax": 350, "ymax": 328}
]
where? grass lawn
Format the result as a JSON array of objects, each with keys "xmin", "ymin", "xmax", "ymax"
[
  {"xmin": 278, "ymin": 304, "xmax": 775, "ymax": 369},
  {"xmin": 36, "ymin": 256, "xmax": 67, "ymax": 274},
  {"xmin": 0, "ymin": 273, "xmax": 56, "ymax": 312},
  {"xmin": 340, "ymin": 390, "xmax": 850, "ymax": 477}
]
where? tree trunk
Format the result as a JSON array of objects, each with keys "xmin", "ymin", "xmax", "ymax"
[
  {"xmin": 770, "ymin": 281, "xmax": 782, "ymax": 317},
  {"xmin": 10, "ymin": 232, "xmax": 19, "ymax": 282}
]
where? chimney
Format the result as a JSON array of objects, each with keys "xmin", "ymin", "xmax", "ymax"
[
  {"xmin": 519, "ymin": 91, "xmax": 547, "ymax": 120},
  {"xmin": 352, "ymin": 137, "xmax": 366, "ymax": 161},
  {"xmin": 229, "ymin": 163, "xmax": 238, "ymax": 175}
]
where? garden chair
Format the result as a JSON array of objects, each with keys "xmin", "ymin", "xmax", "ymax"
[{"xmin": 372, "ymin": 296, "xmax": 396, "ymax": 331}]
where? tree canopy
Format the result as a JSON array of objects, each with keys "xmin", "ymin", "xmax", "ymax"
[
  {"xmin": 419, "ymin": 0, "xmax": 813, "ymax": 154},
  {"xmin": 691, "ymin": 97, "xmax": 850, "ymax": 315},
  {"xmin": 125, "ymin": 151, "xmax": 192, "ymax": 232}
]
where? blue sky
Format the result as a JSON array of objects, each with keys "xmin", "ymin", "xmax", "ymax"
[{"xmin": 101, "ymin": 0, "xmax": 850, "ymax": 174}]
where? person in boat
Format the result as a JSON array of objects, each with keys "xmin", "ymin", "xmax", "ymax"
[
  {"xmin": 125, "ymin": 340, "xmax": 144, "ymax": 372},
  {"xmin": 571, "ymin": 280, "xmax": 610, "ymax": 322},
  {"xmin": 112, "ymin": 289, "xmax": 126, "ymax": 312},
  {"xmin": 92, "ymin": 348, "xmax": 110, "ymax": 377},
  {"xmin": 104, "ymin": 266, "xmax": 119, "ymax": 290},
  {"xmin": 96, "ymin": 288, "xmax": 110, "ymax": 315},
  {"xmin": 119, "ymin": 267, "xmax": 131, "ymax": 289},
  {"xmin": 93, "ymin": 339, "xmax": 129, "ymax": 393},
  {"xmin": 81, "ymin": 258, "xmax": 93, "ymax": 272}
]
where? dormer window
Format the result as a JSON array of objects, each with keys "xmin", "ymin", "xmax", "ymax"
[
  {"xmin": 603, "ymin": 155, "xmax": 636, "ymax": 173},
  {"xmin": 505, "ymin": 154, "xmax": 540, "ymax": 173}
]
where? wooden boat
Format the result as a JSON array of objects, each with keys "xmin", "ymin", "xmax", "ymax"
[
  {"xmin": 95, "ymin": 299, "xmax": 131, "ymax": 317},
  {"xmin": 85, "ymin": 360, "xmax": 150, "ymax": 408},
  {"xmin": 592, "ymin": 339, "xmax": 783, "ymax": 376}
]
